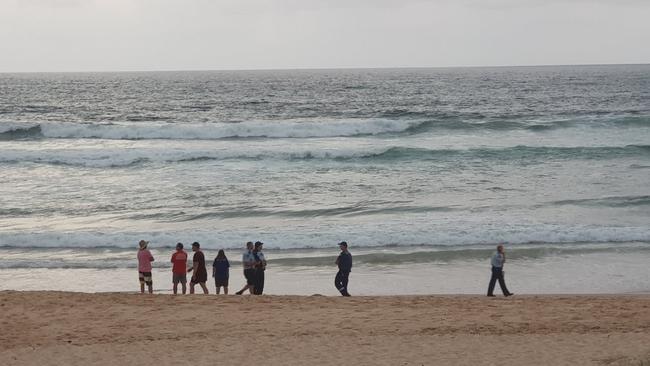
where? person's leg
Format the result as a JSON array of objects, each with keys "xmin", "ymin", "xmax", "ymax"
[
  {"xmin": 181, "ymin": 281, "xmax": 187, "ymax": 294},
  {"xmin": 498, "ymin": 271, "xmax": 512, "ymax": 296},
  {"xmin": 173, "ymin": 281, "xmax": 178, "ymax": 295},
  {"xmin": 253, "ymin": 270, "xmax": 264, "ymax": 295},
  {"xmin": 190, "ymin": 281, "xmax": 195, "ymax": 294},
  {"xmin": 215, "ymin": 283, "xmax": 221, "ymax": 294},
  {"xmin": 146, "ymin": 280, "xmax": 153, "ymax": 294},
  {"xmin": 341, "ymin": 271, "xmax": 350, "ymax": 296},
  {"xmin": 237, "ymin": 270, "xmax": 252, "ymax": 295},
  {"xmin": 487, "ymin": 268, "xmax": 498, "ymax": 296},
  {"xmin": 224, "ymin": 286, "xmax": 228, "ymax": 295},
  {"xmin": 139, "ymin": 272, "xmax": 145, "ymax": 294},
  {"xmin": 335, "ymin": 271, "xmax": 343, "ymax": 294},
  {"xmin": 200, "ymin": 282, "xmax": 209, "ymax": 294}
]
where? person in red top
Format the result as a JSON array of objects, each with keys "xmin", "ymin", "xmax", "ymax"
[{"xmin": 171, "ymin": 242, "xmax": 188, "ymax": 294}]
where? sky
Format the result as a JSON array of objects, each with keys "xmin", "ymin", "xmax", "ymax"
[{"xmin": 1, "ymin": 0, "xmax": 649, "ymax": 72}]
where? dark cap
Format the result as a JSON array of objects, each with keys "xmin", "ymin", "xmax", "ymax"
[
  {"xmin": 176, "ymin": 242, "xmax": 183, "ymax": 249},
  {"xmin": 254, "ymin": 241, "xmax": 264, "ymax": 247},
  {"xmin": 191, "ymin": 241, "xmax": 200, "ymax": 247},
  {"xmin": 338, "ymin": 241, "xmax": 348, "ymax": 247}
]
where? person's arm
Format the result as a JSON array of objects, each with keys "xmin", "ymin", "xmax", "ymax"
[
  {"xmin": 149, "ymin": 251, "xmax": 154, "ymax": 262},
  {"xmin": 335, "ymin": 254, "xmax": 340, "ymax": 265}
]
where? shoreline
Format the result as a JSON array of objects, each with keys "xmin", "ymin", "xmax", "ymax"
[{"xmin": 2, "ymin": 291, "xmax": 650, "ymax": 365}]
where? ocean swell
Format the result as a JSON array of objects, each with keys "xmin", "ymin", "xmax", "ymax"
[{"xmin": 1, "ymin": 145, "xmax": 648, "ymax": 168}]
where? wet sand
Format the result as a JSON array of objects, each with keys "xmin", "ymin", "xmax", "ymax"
[{"xmin": 1, "ymin": 291, "xmax": 649, "ymax": 365}]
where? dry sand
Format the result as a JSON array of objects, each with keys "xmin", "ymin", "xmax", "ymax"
[{"xmin": 1, "ymin": 291, "xmax": 649, "ymax": 366}]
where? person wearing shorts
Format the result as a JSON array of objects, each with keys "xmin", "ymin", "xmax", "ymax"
[
  {"xmin": 188, "ymin": 242, "xmax": 209, "ymax": 294},
  {"xmin": 171, "ymin": 242, "xmax": 188, "ymax": 294},
  {"xmin": 137, "ymin": 240, "xmax": 155, "ymax": 294},
  {"xmin": 235, "ymin": 242, "xmax": 256, "ymax": 295}
]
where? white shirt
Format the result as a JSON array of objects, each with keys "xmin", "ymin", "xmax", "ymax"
[{"xmin": 242, "ymin": 250, "xmax": 255, "ymax": 269}]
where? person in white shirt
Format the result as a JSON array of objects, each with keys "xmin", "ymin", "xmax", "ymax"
[
  {"xmin": 235, "ymin": 242, "xmax": 256, "ymax": 295},
  {"xmin": 487, "ymin": 244, "xmax": 514, "ymax": 297}
]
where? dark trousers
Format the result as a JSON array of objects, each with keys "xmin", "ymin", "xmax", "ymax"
[
  {"xmin": 335, "ymin": 270, "xmax": 350, "ymax": 296},
  {"xmin": 487, "ymin": 266, "xmax": 510, "ymax": 296},
  {"xmin": 253, "ymin": 269, "xmax": 265, "ymax": 295}
]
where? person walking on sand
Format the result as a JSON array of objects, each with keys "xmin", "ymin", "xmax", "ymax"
[
  {"xmin": 212, "ymin": 249, "xmax": 230, "ymax": 294},
  {"xmin": 487, "ymin": 244, "xmax": 514, "ymax": 297},
  {"xmin": 137, "ymin": 240, "xmax": 154, "ymax": 294},
  {"xmin": 188, "ymin": 242, "xmax": 209, "ymax": 294},
  {"xmin": 171, "ymin": 242, "xmax": 188, "ymax": 294},
  {"xmin": 235, "ymin": 242, "xmax": 256, "ymax": 295},
  {"xmin": 252, "ymin": 241, "xmax": 267, "ymax": 295},
  {"xmin": 335, "ymin": 241, "xmax": 352, "ymax": 297}
]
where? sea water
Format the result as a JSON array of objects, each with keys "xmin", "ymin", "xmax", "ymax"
[{"xmin": 1, "ymin": 65, "xmax": 649, "ymax": 294}]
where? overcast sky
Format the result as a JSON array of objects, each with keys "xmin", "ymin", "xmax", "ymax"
[{"xmin": 1, "ymin": 0, "xmax": 649, "ymax": 72}]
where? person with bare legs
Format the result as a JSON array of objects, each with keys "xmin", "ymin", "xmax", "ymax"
[
  {"xmin": 188, "ymin": 242, "xmax": 209, "ymax": 294},
  {"xmin": 137, "ymin": 240, "xmax": 154, "ymax": 294},
  {"xmin": 212, "ymin": 249, "xmax": 230, "ymax": 294},
  {"xmin": 235, "ymin": 242, "xmax": 256, "ymax": 295},
  {"xmin": 171, "ymin": 242, "xmax": 188, "ymax": 294}
]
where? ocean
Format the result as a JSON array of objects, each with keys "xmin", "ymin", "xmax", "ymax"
[{"xmin": 1, "ymin": 65, "xmax": 649, "ymax": 294}]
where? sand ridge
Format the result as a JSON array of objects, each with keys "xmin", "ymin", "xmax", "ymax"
[{"xmin": 1, "ymin": 291, "xmax": 650, "ymax": 365}]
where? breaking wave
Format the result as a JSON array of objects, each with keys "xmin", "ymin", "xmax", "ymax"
[{"xmin": 1, "ymin": 145, "xmax": 648, "ymax": 168}]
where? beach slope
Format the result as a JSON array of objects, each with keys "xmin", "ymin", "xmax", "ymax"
[{"xmin": 1, "ymin": 292, "xmax": 649, "ymax": 365}]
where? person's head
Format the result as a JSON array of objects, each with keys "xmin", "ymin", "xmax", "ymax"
[
  {"xmin": 176, "ymin": 242, "xmax": 183, "ymax": 251},
  {"xmin": 139, "ymin": 240, "xmax": 149, "ymax": 250},
  {"xmin": 216, "ymin": 249, "xmax": 226, "ymax": 260},
  {"xmin": 497, "ymin": 244, "xmax": 504, "ymax": 253},
  {"xmin": 338, "ymin": 241, "xmax": 348, "ymax": 251},
  {"xmin": 192, "ymin": 242, "xmax": 200, "ymax": 252},
  {"xmin": 246, "ymin": 241, "xmax": 254, "ymax": 251},
  {"xmin": 254, "ymin": 241, "xmax": 263, "ymax": 251}
]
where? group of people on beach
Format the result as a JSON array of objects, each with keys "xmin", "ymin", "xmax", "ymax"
[
  {"xmin": 137, "ymin": 239, "xmax": 268, "ymax": 295},
  {"xmin": 138, "ymin": 238, "xmax": 511, "ymax": 297}
]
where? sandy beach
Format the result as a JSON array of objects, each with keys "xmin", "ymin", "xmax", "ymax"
[{"xmin": 1, "ymin": 292, "xmax": 649, "ymax": 365}]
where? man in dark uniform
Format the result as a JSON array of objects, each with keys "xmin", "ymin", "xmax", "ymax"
[{"xmin": 335, "ymin": 241, "xmax": 352, "ymax": 297}]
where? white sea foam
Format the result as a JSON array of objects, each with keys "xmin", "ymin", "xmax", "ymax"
[
  {"xmin": 6, "ymin": 119, "xmax": 426, "ymax": 140},
  {"xmin": 1, "ymin": 224, "xmax": 649, "ymax": 250},
  {"xmin": 0, "ymin": 145, "xmax": 392, "ymax": 167}
]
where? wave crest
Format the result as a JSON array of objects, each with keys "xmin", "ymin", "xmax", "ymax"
[
  {"xmin": 1, "ymin": 145, "xmax": 648, "ymax": 168},
  {"xmin": 0, "ymin": 119, "xmax": 427, "ymax": 141}
]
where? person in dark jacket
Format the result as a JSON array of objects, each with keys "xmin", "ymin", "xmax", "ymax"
[
  {"xmin": 335, "ymin": 241, "xmax": 352, "ymax": 296},
  {"xmin": 252, "ymin": 241, "xmax": 266, "ymax": 295}
]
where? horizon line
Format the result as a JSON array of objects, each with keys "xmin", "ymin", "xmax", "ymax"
[{"xmin": 1, "ymin": 62, "xmax": 649, "ymax": 74}]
